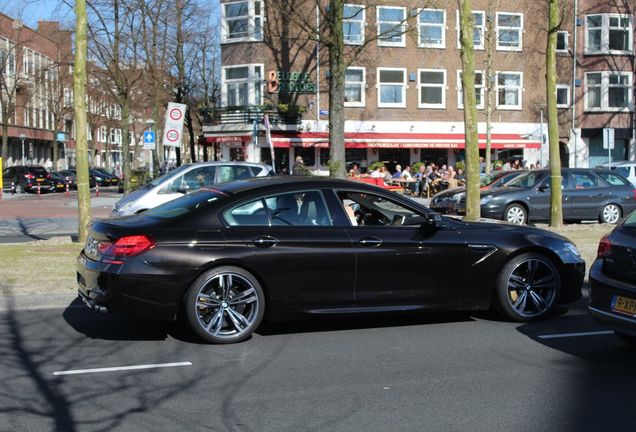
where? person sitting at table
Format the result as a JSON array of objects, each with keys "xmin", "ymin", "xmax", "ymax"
[
  {"xmin": 381, "ymin": 166, "xmax": 392, "ymax": 183},
  {"xmin": 370, "ymin": 166, "xmax": 383, "ymax": 178},
  {"xmin": 400, "ymin": 165, "xmax": 416, "ymax": 193},
  {"xmin": 392, "ymin": 164, "xmax": 402, "ymax": 179},
  {"xmin": 348, "ymin": 163, "xmax": 361, "ymax": 178}
]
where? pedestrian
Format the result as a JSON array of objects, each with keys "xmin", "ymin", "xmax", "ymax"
[
  {"xmin": 348, "ymin": 163, "xmax": 360, "ymax": 178},
  {"xmin": 292, "ymin": 156, "xmax": 310, "ymax": 175},
  {"xmin": 392, "ymin": 164, "xmax": 402, "ymax": 179}
]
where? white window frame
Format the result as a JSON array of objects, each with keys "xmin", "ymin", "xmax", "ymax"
[
  {"xmin": 417, "ymin": 69, "xmax": 446, "ymax": 109},
  {"xmin": 344, "ymin": 67, "xmax": 366, "ymax": 107},
  {"xmin": 457, "ymin": 70, "xmax": 485, "ymax": 110},
  {"xmin": 221, "ymin": 0, "xmax": 264, "ymax": 44},
  {"xmin": 556, "ymin": 31, "xmax": 569, "ymax": 53},
  {"xmin": 585, "ymin": 14, "xmax": 633, "ymax": 55},
  {"xmin": 496, "ymin": 12, "xmax": 523, "ymax": 51},
  {"xmin": 377, "ymin": 67, "xmax": 407, "ymax": 108},
  {"xmin": 221, "ymin": 63, "xmax": 264, "ymax": 107},
  {"xmin": 556, "ymin": 84, "xmax": 570, "ymax": 108},
  {"xmin": 496, "ymin": 71, "xmax": 523, "ymax": 110},
  {"xmin": 343, "ymin": 4, "xmax": 365, "ymax": 46},
  {"xmin": 0, "ymin": 37, "xmax": 15, "ymax": 77},
  {"xmin": 418, "ymin": 8, "xmax": 446, "ymax": 49},
  {"xmin": 585, "ymin": 71, "xmax": 633, "ymax": 112},
  {"xmin": 377, "ymin": 6, "xmax": 406, "ymax": 47},
  {"xmin": 456, "ymin": 10, "xmax": 485, "ymax": 50}
]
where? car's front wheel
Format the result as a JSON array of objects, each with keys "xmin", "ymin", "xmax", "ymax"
[
  {"xmin": 504, "ymin": 203, "xmax": 527, "ymax": 225},
  {"xmin": 184, "ymin": 266, "xmax": 265, "ymax": 344},
  {"xmin": 14, "ymin": 183, "xmax": 24, "ymax": 194},
  {"xmin": 494, "ymin": 253, "xmax": 560, "ymax": 321},
  {"xmin": 600, "ymin": 204, "xmax": 621, "ymax": 224}
]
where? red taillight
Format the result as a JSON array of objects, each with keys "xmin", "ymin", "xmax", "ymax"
[
  {"xmin": 47, "ymin": 173, "xmax": 51, "ymax": 179},
  {"xmin": 25, "ymin": 174, "xmax": 34, "ymax": 179},
  {"xmin": 98, "ymin": 235, "xmax": 155, "ymax": 261},
  {"xmin": 597, "ymin": 234, "xmax": 612, "ymax": 258}
]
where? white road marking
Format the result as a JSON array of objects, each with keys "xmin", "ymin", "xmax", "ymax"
[
  {"xmin": 53, "ymin": 361, "xmax": 192, "ymax": 376},
  {"xmin": 537, "ymin": 330, "xmax": 614, "ymax": 340}
]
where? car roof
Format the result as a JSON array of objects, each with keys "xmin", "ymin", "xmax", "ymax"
[{"xmin": 215, "ymin": 175, "xmax": 384, "ymax": 195}]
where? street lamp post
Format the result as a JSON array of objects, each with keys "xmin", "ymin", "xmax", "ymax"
[
  {"xmin": 19, "ymin": 134, "xmax": 26, "ymax": 165},
  {"xmin": 144, "ymin": 119, "xmax": 156, "ymax": 178}
]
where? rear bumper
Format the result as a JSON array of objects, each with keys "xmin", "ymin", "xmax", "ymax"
[{"xmin": 589, "ymin": 258, "xmax": 636, "ymax": 336}]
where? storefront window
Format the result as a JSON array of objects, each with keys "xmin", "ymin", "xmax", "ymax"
[
  {"xmin": 294, "ymin": 147, "xmax": 315, "ymax": 166},
  {"xmin": 230, "ymin": 147, "xmax": 245, "ymax": 161}
]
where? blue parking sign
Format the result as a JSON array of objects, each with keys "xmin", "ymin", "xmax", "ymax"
[{"xmin": 143, "ymin": 130, "xmax": 156, "ymax": 149}]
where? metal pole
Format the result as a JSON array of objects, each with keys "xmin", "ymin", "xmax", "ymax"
[
  {"xmin": 540, "ymin": 108, "xmax": 545, "ymax": 167},
  {"xmin": 571, "ymin": 0, "xmax": 578, "ymax": 168},
  {"xmin": 315, "ymin": 5, "xmax": 320, "ymax": 132},
  {"xmin": 21, "ymin": 139, "xmax": 25, "ymax": 165}
]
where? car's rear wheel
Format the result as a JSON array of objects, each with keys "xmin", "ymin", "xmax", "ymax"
[
  {"xmin": 615, "ymin": 331, "xmax": 636, "ymax": 346},
  {"xmin": 504, "ymin": 204, "xmax": 527, "ymax": 225},
  {"xmin": 14, "ymin": 184, "xmax": 23, "ymax": 194},
  {"xmin": 600, "ymin": 204, "xmax": 621, "ymax": 224},
  {"xmin": 184, "ymin": 266, "xmax": 264, "ymax": 344},
  {"xmin": 494, "ymin": 253, "xmax": 560, "ymax": 321}
]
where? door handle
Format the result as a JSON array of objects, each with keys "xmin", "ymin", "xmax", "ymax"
[
  {"xmin": 252, "ymin": 236, "xmax": 279, "ymax": 248},
  {"xmin": 359, "ymin": 237, "xmax": 382, "ymax": 247}
]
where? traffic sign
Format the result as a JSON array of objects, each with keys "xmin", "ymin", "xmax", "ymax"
[
  {"xmin": 163, "ymin": 102, "xmax": 187, "ymax": 147},
  {"xmin": 165, "ymin": 129, "xmax": 180, "ymax": 144},
  {"xmin": 603, "ymin": 128, "xmax": 615, "ymax": 150},
  {"xmin": 143, "ymin": 130, "xmax": 156, "ymax": 150}
]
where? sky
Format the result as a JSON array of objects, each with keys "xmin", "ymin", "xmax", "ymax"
[{"xmin": 1, "ymin": 0, "xmax": 75, "ymax": 29}]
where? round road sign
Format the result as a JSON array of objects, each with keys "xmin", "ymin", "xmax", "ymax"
[
  {"xmin": 166, "ymin": 129, "xmax": 180, "ymax": 143},
  {"xmin": 169, "ymin": 107, "xmax": 183, "ymax": 121}
]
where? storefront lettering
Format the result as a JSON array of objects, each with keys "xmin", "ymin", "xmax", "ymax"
[{"xmin": 269, "ymin": 70, "xmax": 316, "ymax": 94}]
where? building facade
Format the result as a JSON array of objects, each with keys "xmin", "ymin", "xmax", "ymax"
[{"xmin": 206, "ymin": 0, "xmax": 635, "ymax": 173}]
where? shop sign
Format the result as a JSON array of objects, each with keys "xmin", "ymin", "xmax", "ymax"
[{"xmin": 268, "ymin": 70, "xmax": 316, "ymax": 94}]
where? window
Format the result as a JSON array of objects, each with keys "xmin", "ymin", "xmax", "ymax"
[
  {"xmin": 496, "ymin": 72, "xmax": 522, "ymax": 110},
  {"xmin": 496, "ymin": 13, "xmax": 523, "ymax": 51},
  {"xmin": 161, "ymin": 166, "xmax": 217, "ymax": 194},
  {"xmin": 556, "ymin": 85, "xmax": 570, "ymax": 108},
  {"xmin": 457, "ymin": 70, "xmax": 485, "ymax": 109},
  {"xmin": 0, "ymin": 38, "xmax": 15, "ymax": 77},
  {"xmin": 265, "ymin": 191, "xmax": 331, "ymax": 226},
  {"xmin": 336, "ymin": 191, "xmax": 422, "ymax": 227},
  {"xmin": 343, "ymin": 4, "xmax": 365, "ymax": 45},
  {"xmin": 225, "ymin": 199, "xmax": 269, "ymax": 226},
  {"xmin": 377, "ymin": 68, "xmax": 406, "ymax": 108},
  {"xmin": 418, "ymin": 69, "xmax": 446, "ymax": 108},
  {"xmin": 556, "ymin": 31, "xmax": 569, "ymax": 52},
  {"xmin": 222, "ymin": 64, "xmax": 263, "ymax": 107},
  {"xmin": 585, "ymin": 71, "xmax": 633, "ymax": 111},
  {"xmin": 110, "ymin": 128, "xmax": 122, "ymax": 145},
  {"xmin": 599, "ymin": 171, "xmax": 630, "ymax": 186},
  {"xmin": 222, "ymin": 0, "xmax": 263, "ymax": 43},
  {"xmin": 345, "ymin": 67, "xmax": 365, "ymax": 107},
  {"xmin": 570, "ymin": 172, "xmax": 598, "ymax": 190},
  {"xmin": 418, "ymin": 9, "xmax": 445, "ymax": 48},
  {"xmin": 586, "ymin": 14, "xmax": 633, "ymax": 54},
  {"xmin": 457, "ymin": 11, "xmax": 485, "ymax": 49},
  {"xmin": 218, "ymin": 165, "xmax": 253, "ymax": 182},
  {"xmin": 377, "ymin": 6, "xmax": 406, "ymax": 47}
]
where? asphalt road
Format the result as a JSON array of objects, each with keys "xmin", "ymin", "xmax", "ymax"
[{"xmin": 1, "ymin": 293, "xmax": 635, "ymax": 431}]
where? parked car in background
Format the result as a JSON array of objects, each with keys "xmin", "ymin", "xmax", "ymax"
[
  {"xmin": 431, "ymin": 170, "xmax": 526, "ymax": 214},
  {"xmin": 49, "ymin": 171, "xmax": 70, "ymax": 192},
  {"xmin": 111, "ymin": 161, "xmax": 274, "ymax": 217},
  {"xmin": 589, "ymin": 209, "xmax": 636, "ymax": 345},
  {"xmin": 1, "ymin": 165, "xmax": 55, "ymax": 193},
  {"xmin": 60, "ymin": 169, "xmax": 96, "ymax": 189},
  {"xmin": 606, "ymin": 162, "xmax": 636, "ymax": 188},
  {"xmin": 78, "ymin": 177, "xmax": 585, "ymax": 344},
  {"xmin": 446, "ymin": 168, "xmax": 636, "ymax": 224}
]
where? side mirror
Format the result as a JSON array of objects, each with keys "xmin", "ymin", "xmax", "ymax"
[
  {"xmin": 176, "ymin": 186, "xmax": 189, "ymax": 194},
  {"xmin": 538, "ymin": 184, "xmax": 550, "ymax": 192},
  {"xmin": 420, "ymin": 212, "xmax": 442, "ymax": 234}
]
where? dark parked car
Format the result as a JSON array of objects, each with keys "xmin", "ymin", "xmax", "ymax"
[
  {"xmin": 430, "ymin": 170, "xmax": 525, "ymax": 214},
  {"xmin": 60, "ymin": 169, "xmax": 96, "ymax": 189},
  {"xmin": 1, "ymin": 165, "xmax": 54, "ymax": 193},
  {"xmin": 49, "ymin": 171, "xmax": 70, "ymax": 192},
  {"xmin": 446, "ymin": 169, "xmax": 635, "ymax": 225},
  {"xmin": 589, "ymin": 210, "xmax": 636, "ymax": 345},
  {"xmin": 90, "ymin": 168, "xmax": 119, "ymax": 187},
  {"xmin": 77, "ymin": 177, "xmax": 585, "ymax": 344}
]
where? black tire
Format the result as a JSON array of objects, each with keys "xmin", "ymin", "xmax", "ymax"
[
  {"xmin": 14, "ymin": 183, "xmax": 24, "ymax": 194},
  {"xmin": 615, "ymin": 331, "xmax": 636, "ymax": 346},
  {"xmin": 184, "ymin": 266, "xmax": 265, "ymax": 344},
  {"xmin": 494, "ymin": 253, "xmax": 560, "ymax": 322},
  {"xmin": 503, "ymin": 203, "xmax": 527, "ymax": 225},
  {"xmin": 599, "ymin": 204, "xmax": 621, "ymax": 224}
]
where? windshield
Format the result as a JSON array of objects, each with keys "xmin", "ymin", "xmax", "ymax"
[
  {"xmin": 148, "ymin": 164, "xmax": 192, "ymax": 187},
  {"xmin": 144, "ymin": 190, "xmax": 227, "ymax": 219},
  {"xmin": 480, "ymin": 172, "xmax": 506, "ymax": 187},
  {"xmin": 505, "ymin": 171, "xmax": 541, "ymax": 188}
]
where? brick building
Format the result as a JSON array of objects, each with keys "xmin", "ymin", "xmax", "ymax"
[{"xmin": 205, "ymin": 0, "xmax": 634, "ymax": 173}]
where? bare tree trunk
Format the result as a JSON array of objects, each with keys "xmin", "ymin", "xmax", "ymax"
[
  {"xmin": 547, "ymin": 0, "xmax": 562, "ymax": 227},
  {"xmin": 484, "ymin": 0, "xmax": 498, "ymax": 176},
  {"xmin": 121, "ymin": 99, "xmax": 132, "ymax": 191},
  {"xmin": 186, "ymin": 107, "xmax": 196, "ymax": 163},
  {"xmin": 327, "ymin": 0, "xmax": 346, "ymax": 178},
  {"xmin": 74, "ymin": 0, "xmax": 91, "ymax": 243},
  {"xmin": 459, "ymin": 0, "xmax": 480, "ymax": 222}
]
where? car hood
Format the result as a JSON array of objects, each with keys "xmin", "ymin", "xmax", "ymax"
[
  {"xmin": 449, "ymin": 216, "xmax": 570, "ymax": 242},
  {"xmin": 432, "ymin": 187, "xmax": 466, "ymax": 199},
  {"xmin": 114, "ymin": 186, "xmax": 153, "ymax": 208},
  {"xmin": 480, "ymin": 185, "xmax": 530, "ymax": 198}
]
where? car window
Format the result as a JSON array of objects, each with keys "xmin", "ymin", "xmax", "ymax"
[
  {"xmin": 160, "ymin": 166, "xmax": 216, "ymax": 194},
  {"xmin": 624, "ymin": 211, "xmax": 636, "ymax": 228},
  {"xmin": 224, "ymin": 199, "xmax": 269, "ymax": 226},
  {"xmin": 218, "ymin": 165, "xmax": 253, "ymax": 183},
  {"xmin": 2, "ymin": 168, "xmax": 9, "ymax": 176},
  {"xmin": 570, "ymin": 172, "xmax": 598, "ymax": 189},
  {"xmin": 265, "ymin": 191, "xmax": 332, "ymax": 226},
  {"xmin": 598, "ymin": 171, "xmax": 630, "ymax": 186},
  {"xmin": 614, "ymin": 167, "xmax": 631, "ymax": 178},
  {"xmin": 505, "ymin": 171, "xmax": 541, "ymax": 188},
  {"xmin": 249, "ymin": 166, "xmax": 264, "ymax": 176},
  {"xmin": 145, "ymin": 190, "xmax": 225, "ymax": 219},
  {"xmin": 29, "ymin": 167, "xmax": 48, "ymax": 177},
  {"xmin": 336, "ymin": 191, "xmax": 423, "ymax": 227}
]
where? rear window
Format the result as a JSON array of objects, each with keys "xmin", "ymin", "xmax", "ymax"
[
  {"xmin": 144, "ymin": 190, "xmax": 226, "ymax": 219},
  {"xmin": 614, "ymin": 167, "xmax": 631, "ymax": 178},
  {"xmin": 505, "ymin": 171, "xmax": 541, "ymax": 188},
  {"xmin": 28, "ymin": 167, "xmax": 48, "ymax": 176},
  {"xmin": 597, "ymin": 172, "xmax": 630, "ymax": 186},
  {"xmin": 624, "ymin": 211, "xmax": 636, "ymax": 228}
]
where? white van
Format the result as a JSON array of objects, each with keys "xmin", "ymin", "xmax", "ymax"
[{"xmin": 111, "ymin": 162, "xmax": 273, "ymax": 217}]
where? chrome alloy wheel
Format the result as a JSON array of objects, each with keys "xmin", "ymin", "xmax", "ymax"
[
  {"xmin": 505, "ymin": 205, "xmax": 526, "ymax": 225},
  {"xmin": 194, "ymin": 272, "xmax": 260, "ymax": 340},
  {"xmin": 506, "ymin": 258, "xmax": 557, "ymax": 318},
  {"xmin": 601, "ymin": 204, "xmax": 621, "ymax": 224}
]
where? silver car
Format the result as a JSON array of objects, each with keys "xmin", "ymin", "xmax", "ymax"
[{"xmin": 111, "ymin": 162, "xmax": 273, "ymax": 217}]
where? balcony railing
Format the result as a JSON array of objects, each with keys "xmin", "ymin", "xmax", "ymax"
[{"xmin": 200, "ymin": 106, "xmax": 303, "ymax": 126}]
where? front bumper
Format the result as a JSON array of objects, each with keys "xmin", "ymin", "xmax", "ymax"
[{"xmin": 589, "ymin": 258, "xmax": 636, "ymax": 336}]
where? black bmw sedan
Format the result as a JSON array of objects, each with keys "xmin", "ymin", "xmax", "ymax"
[
  {"xmin": 589, "ymin": 210, "xmax": 636, "ymax": 345},
  {"xmin": 77, "ymin": 176, "xmax": 585, "ymax": 344}
]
